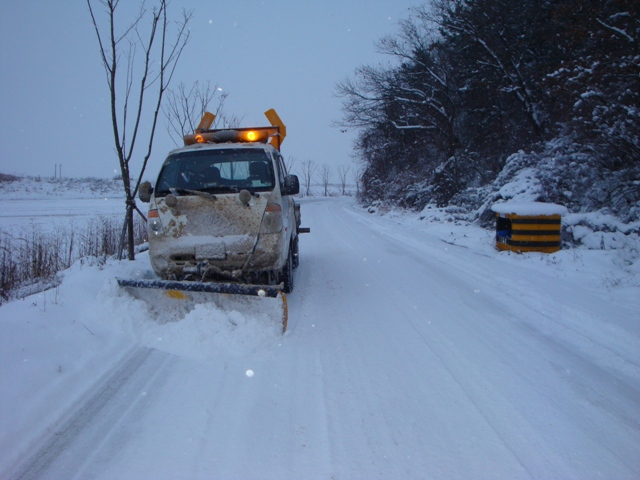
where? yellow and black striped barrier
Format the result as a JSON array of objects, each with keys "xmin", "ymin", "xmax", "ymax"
[{"xmin": 492, "ymin": 202, "xmax": 567, "ymax": 254}]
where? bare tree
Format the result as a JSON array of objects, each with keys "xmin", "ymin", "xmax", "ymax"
[
  {"xmin": 87, "ymin": 0, "xmax": 191, "ymax": 260},
  {"xmin": 321, "ymin": 164, "xmax": 332, "ymax": 197},
  {"xmin": 337, "ymin": 164, "xmax": 350, "ymax": 196},
  {"xmin": 300, "ymin": 160, "xmax": 317, "ymax": 196},
  {"xmin": 164, "ymin": 80, "xmax": 223, "ymax": 146},
  {"xmin": 284, "ymin": 155, "xmax": 297, "ymax": 175},
  {"xmin": 217, "ymin": 110, "xmax": 243, "ymax": 129},
  {"xmin": 353, "ymin": 167, "xmax": 363, "ymax": 199},
  {"xmin": 423, "ymin": 1, "xmax": 547, "ymax": 139},
  {"xmin": 163, "ymin": 81, "xmax": 243, "ymax": 146}
]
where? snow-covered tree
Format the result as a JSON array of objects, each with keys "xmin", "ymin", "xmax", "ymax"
[{"xmin": 336, "ymin": 0, "xmax": 639, "ymax": 220}]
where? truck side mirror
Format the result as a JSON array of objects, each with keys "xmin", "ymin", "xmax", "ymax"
[
  {"xmin": 282, "ymin": 174, "xmax": 300, "ymax": 196},
  {"xmin": 139, "ymin": 181, "xmax": 153, "ymax": 203}
]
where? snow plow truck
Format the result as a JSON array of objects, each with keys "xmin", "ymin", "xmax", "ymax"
[{"xmin": 117, "ymin": 109, "xmax": 309, "ymax": 332}]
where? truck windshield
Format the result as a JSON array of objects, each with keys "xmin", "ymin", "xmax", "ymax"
[{"xmin": 154, "ymin": 148, "xmax": 275, "ymax": 196}]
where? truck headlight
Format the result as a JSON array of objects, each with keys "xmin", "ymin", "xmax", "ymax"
[
  {"xmin": 148, "ymin": 209, "xmax": 164, "ymax": 235},
  {"xmin": 261, "ymin": 202, "xmax": 283, "ymax": 234}
]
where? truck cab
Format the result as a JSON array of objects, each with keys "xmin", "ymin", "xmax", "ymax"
[{"xmin": 138, "ymin": 111, "xmax": 303, "ymax": 293}]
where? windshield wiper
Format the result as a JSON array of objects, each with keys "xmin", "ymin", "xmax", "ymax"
[
  {"xmin": 169, "ymin": 188, "xmax": 217, "ymax": 200},
  {"xmin": 203, "ymin": 185, "xmax": 242, "ymax": 193}
]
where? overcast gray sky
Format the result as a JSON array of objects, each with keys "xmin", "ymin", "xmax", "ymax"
[{"xmin": 0, "ymin": 1, "xmax": 418, "ymax": 181}]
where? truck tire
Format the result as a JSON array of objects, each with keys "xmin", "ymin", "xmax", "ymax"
[
  {"xmin": 281, "ymin": 247, "xmax": 294, "ymax": 293},
  {"xmin": 292, "ymin": 236, "xmax": 299, "ymax": 269}
]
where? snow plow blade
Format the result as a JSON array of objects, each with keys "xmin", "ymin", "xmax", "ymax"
[{"xmin": 116, "ymin": 278, "xmax": 288, "ymax": 333}]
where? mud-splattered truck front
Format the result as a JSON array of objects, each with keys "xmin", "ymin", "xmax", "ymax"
[{"xmin": 137, "ymin": 109, "xmax": 306, "ymax": 294}]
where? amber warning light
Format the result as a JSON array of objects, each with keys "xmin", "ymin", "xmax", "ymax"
[
  {"xmin": 241, "ymin": 129, "xmax": 270, "ymax": 143},
  {"xmin": 183, "ymin": 109, "xmax": 287, "ymax": 150}
]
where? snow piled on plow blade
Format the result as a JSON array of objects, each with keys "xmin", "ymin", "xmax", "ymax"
[{"xmin": 108, "ymin": 281, "xmax": 286, "ymax": 359}]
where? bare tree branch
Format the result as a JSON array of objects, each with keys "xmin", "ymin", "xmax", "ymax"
[{"xmin": 87, "ymin": 0, "xmax": 191, "ymax": 259}]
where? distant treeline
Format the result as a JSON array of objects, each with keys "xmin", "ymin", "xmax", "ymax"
[
  {"xmin": 337, "ymin": 0, "xmax": 639, "ymax": 221},
  {"xmin": 0, "ymin": 174, "xmax": 19, "ymax": 183}
]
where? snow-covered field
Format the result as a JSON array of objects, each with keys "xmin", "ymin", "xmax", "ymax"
[
  {"xmin": 0, "ymin": 197, "xmax": 124, "ymax": 232},
  {"xmin": 1, "ymin": 188, "xmax": 639, "ymax": 479},
  {"xmin": 0, "ymin": 177, "xmax": 123, "ymax": 232}
]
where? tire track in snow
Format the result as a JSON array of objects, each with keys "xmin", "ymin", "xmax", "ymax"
[
  {"xmin": 296, "ymin": 200, "xmax": 536, "ymax": 477},
  {"xmin": 299, "ymin": 198, "xmax": 640, "ymax": 478},
  {"xmin": 12, "ymin": 348, "xmax": 173, "ymax": 480},
  {"xmin": 340, "ymin": 202, "xmax": 640, "ymax": 471}
]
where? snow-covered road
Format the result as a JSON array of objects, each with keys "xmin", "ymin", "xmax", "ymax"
[{"xmin": 3, "ymin": 197, "xmax": 639, "ymax": 479}]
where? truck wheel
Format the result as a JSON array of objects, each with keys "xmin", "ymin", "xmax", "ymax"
[
  {"xmin": 292, "ymin": 236, "xmax": 299, "ymax": 269},
  {"xmin": 281, "ymin": 247, "xmax": 294, "ymax": 293}
]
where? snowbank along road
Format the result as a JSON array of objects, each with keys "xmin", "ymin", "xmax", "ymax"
[{"xmin": 2, "ymin": 196, "xmax": 639, "ymax": 479}]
